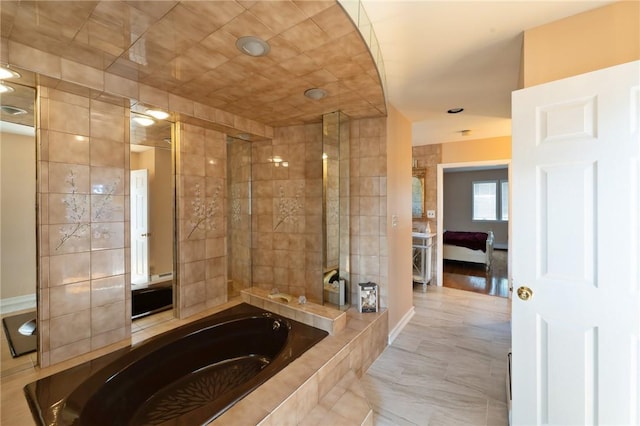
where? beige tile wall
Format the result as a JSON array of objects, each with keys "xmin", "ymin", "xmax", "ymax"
[
  {"xmin": 16, "ymin": 41, "xmax": 391, "ymax": 366},
  {"xmin": 38, "ymin": 87, "xmax": 130, "ymax": 367},
  {"xmin": 349, "ymin": 117, "xmax": 388, "ymax": 308},
  {"xmin": 251, "ymin": 123, "xmax": 324, "ymax": 303},
  {"xmin": 175, "ymin": 123, "xmax": 228, "ymax": 319}
]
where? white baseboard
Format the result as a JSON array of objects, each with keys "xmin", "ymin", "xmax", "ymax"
[
  {"xmin": 388, "ymin": 306, "xmax": 415, "ymax": 345},
  {"xmin": 0, "ymin": 294, "xmax": 36, "ymax": 315}
]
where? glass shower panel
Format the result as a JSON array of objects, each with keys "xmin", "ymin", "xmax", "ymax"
[
  {"xmin": 322, "ymin": 112, "xmax": 350, "ymax": 308},
  {"xmin": 227, "ymin": 136, "xmax": 252, "ymax": 298}
]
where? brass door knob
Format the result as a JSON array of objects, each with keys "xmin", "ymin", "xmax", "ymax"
[{"xmin": 517, "ymin": 286, "xmax": 533, "ymax": 301}]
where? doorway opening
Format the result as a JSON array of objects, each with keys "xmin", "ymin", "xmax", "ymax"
[{"xmin": 436, "ymin": 160, "xmax": 512, "ymax": 298}]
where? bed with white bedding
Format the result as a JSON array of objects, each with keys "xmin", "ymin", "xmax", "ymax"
[{"xmin": 443, "ymin": 230, "xmax": 494, "ymax": 269}]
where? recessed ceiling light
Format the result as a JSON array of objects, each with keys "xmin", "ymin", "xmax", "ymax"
[
  {"xmin": 0, "ymin": 105, "xmax": 27, "ymax": 115},
  {"xmin": 132, "ymin": 115, "xmax": 155, "ymax": 127},
  {"xmin": 447, "ymin": 107, "xmax": 464, "ymax": 114},
  {"xmin": 304, "ymin": 88, "xmax": 327, "ymax": 100},
  {"xmin": 0, "ymin": 67, "xmax": 21, "ymax": 79},
  {"xmin": 145, "ymin": 109, "xmax": 169, "ymax": 120},
  {"xmin": 236, "ymin": 36, "xmax": 270, "ymax": 57},
  {"xmin": 0, "ymin": 83, "xmax": 15, "ymax": 93}
]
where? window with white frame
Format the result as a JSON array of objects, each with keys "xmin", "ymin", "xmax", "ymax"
[
  {"xmin": 472, "ymin": 180, "xmax": 508, "ymax": 221},
  {"xmin": 501, "ymin": 180, "xmax": 509, "ymax": 221}
]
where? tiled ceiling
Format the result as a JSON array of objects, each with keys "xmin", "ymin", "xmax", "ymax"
[{"xmin": 0, "ymin": 0, "xmax": 386, "ymax": 127}]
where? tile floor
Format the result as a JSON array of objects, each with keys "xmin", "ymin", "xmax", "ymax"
[{"xmin": 363, "ymin": 286, "xmax": 511, "ymax": 426}]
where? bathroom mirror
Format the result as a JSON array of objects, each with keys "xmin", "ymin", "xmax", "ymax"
[
  {"xmin": 129, "ymin": 109, "xmax": 175, "ymax": 320},
  {"xmin": 0, "ymin": 78, "xmax": 37, "ymax": 357},
  {"xmin": 412, "ymin": 168, "xmax": 426, "ymax": 219},
  {"xmin": 0, "ymin": 81, "xmax": 36, "ymax": 309}
]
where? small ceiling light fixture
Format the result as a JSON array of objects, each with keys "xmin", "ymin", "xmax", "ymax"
[
  {"xmin": 460, "ymin": 129, "xmax": 472, "ymax": 136},
  {"xmin": 0, "ymin": 83, "xmax": 15, "ymax": 93},
  {"xmin": 0, "ymin": 105, "xmax": 27, "ymax": 115},
  {"xmin": 304, "ymin": 88, "xmax": 327, "ymax": 100},
  {"xmin": 145, "ymin": 109, "xmax": 169, "ymax": 120},
  {"xmin": 132, "ymin": 115, "xmax": 155, "ymax": 127},
  {"xmin": 236, "ymin": 36, "xmax": 270, "ymax": 57},
  {"xmin": 447, "ymin": 107, "xmax": 464, "ymax": 114},
  {"xmin": 0, "ymin": 66, "xmax": 21, "ymax": 79}
]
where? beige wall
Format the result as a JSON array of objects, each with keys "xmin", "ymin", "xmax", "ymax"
[
  {"xmin": 441, "ymin": 136, "xmax": 511, "ymax": 164},
  {"xmin": 523, "ymin": 1, "xmax": 640, "ymax": 87},
  {"xmin": 1, "ymin": 132, "xmax": 36, "ymax": 300},
  {"xmin": 149, "ymin": 148, "xmax": 173, "ymax": 276},
  {"xmin": 385, "ymin": 105, "xmax": 413, "ymax": 333}
]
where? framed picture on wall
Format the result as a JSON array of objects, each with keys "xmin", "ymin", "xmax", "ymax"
[{"xmin": 358, "ymin": 282, "xmax": 378, "ymax": 313}]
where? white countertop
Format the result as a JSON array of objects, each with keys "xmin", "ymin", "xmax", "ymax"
[{"xmin": 412, "ymin": 232, "xmax": 436, "ymax": 238}]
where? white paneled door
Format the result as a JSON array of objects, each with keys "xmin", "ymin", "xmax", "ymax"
[
  {"xmin": 512, "ymin": 60, "xmax": 640, "ymax": 425},
  {"xmin": 130, "ymin": 169, "xmax": 149, "ymax": 285}
]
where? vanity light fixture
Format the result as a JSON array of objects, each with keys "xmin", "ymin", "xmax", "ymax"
[
  {"xmin": 236, "ymin": 36, "xmax": 270, "ymax": 57},
  {"xmin": 447, "ymin": 107, "xmax": 464, "ymax": 114},
  {"xmin": 304, "ymin": 88, "xmax": 327, "ymax": 100},
  {"xmin": 145, "ymin": 109, "xmax": 169, "ymax": 120},
  {"xmin": 132, "ymin": 115, "xmax": 155, "ymax": 127},
  {"xmin": 0, "ymin": 66, "xmax": 21, "ymax": 79},
  {"xmin": 0, "ymin": 83, "xmax": 15, "ymax": 93},
  {"xmin": 0, "ymin": 105, "xmax": 27, "ymax": 115}
]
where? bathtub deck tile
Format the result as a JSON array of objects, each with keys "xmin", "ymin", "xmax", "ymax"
[
  {"xmin": 213, "ymin": 401, "xmax": 271, "ymax": 426},
  {"xmin": 267, "ymin": 390, "xmax": 300, "ymax": 426},
  {"xmin": 246, "ymin": 372, "xmax": 301, "ymax": 414},
  {"xmin": 294, "ymin": 375, "xmax": 319, "ymax": 421},
  {"xmin": 241, "ymin": 288, "xmax": 347, "ymax": 335}
]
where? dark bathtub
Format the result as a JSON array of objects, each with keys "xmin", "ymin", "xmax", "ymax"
[{"xmin": 24, "ymin": 303, "xmax": 328, "ymax": 425}]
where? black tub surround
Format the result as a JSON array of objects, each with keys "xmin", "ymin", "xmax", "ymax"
[{"xmin": 24, "ymin": 303, "xmax": 328, "ymax": 425}]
